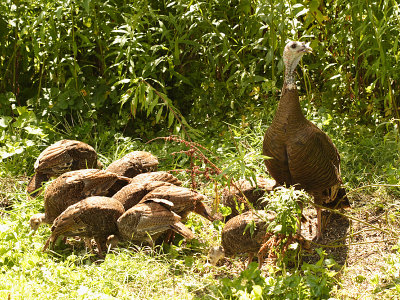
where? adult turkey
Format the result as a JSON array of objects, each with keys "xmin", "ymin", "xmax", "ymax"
[
  {"xmin": 43, "ymin": 196, "xmax": 125, "ymax": 257},
  {"xmin": 262, "ymin": 41, "xmax": 349, "ymax": 240},
  {"xmin": 27, "ymin": 140, "xmax": 103, "ymax": 197},
  {"xmin": 105, "ymin": 151, "xmax": 159, "ymax": 196},
  {"xmin": 29, "ymin": 169, "xmax": 130, "ymax": 231}
]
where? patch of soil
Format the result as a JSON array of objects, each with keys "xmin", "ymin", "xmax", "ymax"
[
  {"xmin": 300, "ymin": 192, "xmax": 400, "ymax": 299},
  {"xmin": 301, "ymin": 206, "xmax": 350, "ymax": 265}
]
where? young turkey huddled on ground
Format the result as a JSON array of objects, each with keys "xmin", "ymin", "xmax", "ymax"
[
  {"xmin": 27, "ymin": 139, "xmax": 103, "ymax": 197},
  {"xmin": 43, "ymin": 196, "xmax": 125, "ymax": 257},
  {"xmin": 208, "ymin": 210, "xmax": 276, "ymax": 268},
  {"xmin": 117, "ymin": 198, "xmax": 195, "ymax": 245},
  {"xmin": 105, "ymin": 151, "xmax": 160, "ymax": 196},
  {"xmin": 221, "ymin": 177, "xmax": 275, "ymax": 220},
  {"xmin": 208, "ymin": 210, "xmax": 311, "ymax": 269}
]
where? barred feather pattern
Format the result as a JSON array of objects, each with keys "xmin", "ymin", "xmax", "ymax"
[
  {"xmin": 130, "ymin": 171, "xmax": 182, "ymax": 186},
  {"xmin": 106, "ymin": 151, "xmax": 159, "ymax": 178},
  {"xmin": 117, "ymin": 199, "xmax": 194, "ymax": 243},
  {"xmin": 34, "ymin": 140, "xmax": 101, "ymax": 173},
  {"xmin": 263, "ymin": 86, "xmax": 342, "ymax": 206},
  {"xmin": 27, "ymin": 139, "xmax": 102, "ymax": 196},
  {"xmin": 221, "ymin": 177, "xmax": 275, "ymax": 220},
  {"xmin": 112, "ymin": 180, "xmax": 175, "ymax": 210},
  {"xmin": 140, "ymin": 185, "xmax": 213, "ymax": 221},
  {"xmin": 43, "ymin": 169, "xmax": 125, "ymax": 223},
  {"xmin": 221, "ymin": 210, "xmax": 274, "ymax": 257},
  {"xmin": 43, "ymin": 196, "xmax": 124, "ymax": 251}
]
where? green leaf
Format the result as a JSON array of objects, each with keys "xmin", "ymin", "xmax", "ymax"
[
  {"xmin": 0, "ymin": 116, "xmax": 12, "ymax": 128},
  {"xmin": 168, "ymin": 111, "xmax": 174, "ymax": 128},
  {"xmin": 82, "ymin": 0, "xmax": 91, "ymax": 14},
  {"xmin": 309, "ymin": 0, "xmax": 319, "ymax": 12},
  {"xmin": 155, "ymin": 107, "xmax": 163, "ymax": 123}
]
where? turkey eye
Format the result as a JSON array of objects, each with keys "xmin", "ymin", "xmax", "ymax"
[{"xmin": 291, "ymin": 44, "xmax": 297, "ymax": 49}]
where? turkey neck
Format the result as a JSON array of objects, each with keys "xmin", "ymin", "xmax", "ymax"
[{"xmin": 272, "ymin": 81, "xmax": 307, "ymax": 128}]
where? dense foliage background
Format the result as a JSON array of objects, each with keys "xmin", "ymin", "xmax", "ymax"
[{"xmin": 1, "ymin": 0, "xmax": 399, "ymax": 167}]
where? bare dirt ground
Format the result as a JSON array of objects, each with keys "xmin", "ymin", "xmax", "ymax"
[{"xmin": 301, "ymin": 191, "xmax": 400, "ymax": 299}]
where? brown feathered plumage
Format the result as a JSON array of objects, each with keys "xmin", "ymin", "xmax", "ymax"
[
  {"xmin": 221, "ymin": 177, "xmax": 275, "ymax": 220},
  {"xmin": 27, "ymin": 140, "xmax": 102, "ymax": 197},
  {"xmin": 262, "ymin": 41, "xmax": 347, "ymax": 239},
  {"xmin": 130, "ymin": 171, "xmax": 182, "ymax": 186},
  {"xmin": 43, "ymin": 196, "xmax": 125, "ymax": 256},
  {"xmin": 113, "ymin": 180, "xmax": 175, "ymax": 210},
  {"xmin": 106, "ymin": 151, "xmax": 158, "ymax": 177},
  {"xmin": 209, "ymin": 210, "xmax": 275, "ymax": 268},
  {"xmin": 29, "ymin": 169, "xmax": 130, "ymax": 231},
  {"xmin": 117, "ymin": 198, "xmax": 195, "ymax": 244},
  {"xmin": 105, "ymin": 151, "xmax": 159, "ymax": 196},
  {"xmin": 140, "ymin": 185, "xmax": 218, "ymax": 222}
]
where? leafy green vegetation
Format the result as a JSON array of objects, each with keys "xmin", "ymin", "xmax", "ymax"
[
  {"xmin": 213, "ymin": 249, "xmax": 337, "ymax": 300},
  {"xmin": 1, "ymin": 0, "xmax": 400, "ymax": 142},
  {"xmin": 0, "ymin": 0, "xmax": 399, "ymax": 299}
]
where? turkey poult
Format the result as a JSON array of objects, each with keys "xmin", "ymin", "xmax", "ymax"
[
  {"xmin": 208, "ymin": 210, "xmax": 276, "ymax": 269},
  {"xmin": 117, "ymin": 198, "xmax": 195, "ymax": 245},
  {"xmin": 106, "ymin": 151, "xmax": 159, "ymax": 177},
  {"xmin": 43, "ymin": 196, "xmax": 125, "ymax": 257},
  {"xmin": 262, "ymin": 41, "xmax": 348, "ymax": 240},
  {"xmin": 130, "ymin": 171, "xmax": 182, "ymax": 186},
  {"xmin": 29, "ymin": 169, "xmax": 130, "ymax": 231},
  {"xmin": 221, "ymin": 177, "xmax": 275, "ymax": 220},
  {"xmin": 140, "ymin": 185, "xmax": 220, "ymax": 222},
  {"xmin": 113, "ymin": 180, "xmax": 175, "ymax": 210},
  {"xmin": 105, "ymin": 151, "xmax": 159, "ymax": 196},
  {"xmin": 27, "ymin": 140, "xmax": 103, "ymax": 197}
]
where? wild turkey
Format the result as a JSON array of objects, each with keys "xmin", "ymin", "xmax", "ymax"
[
  {"xmin": 208, "ymin": 210, "xmax": 309, "ymax": 268},
  {"xmin": 117, "ymin": 198, "xmax": 195, "ymax": 245},
  {"xmin": 130, "ymin": 171, "xmax": 182, "ymax": 186},
  {"xmin": 113, "ymin": 180, "xmax": 175, "ymax": 210},
  {"xmin": 29, "ymin": 169, "xmax": 130, "ymax": 231},
  {"xmin": 140, "ymin": 185, "xmax": 220, "ymax": 222},
  {"xmin": 27, "ymin": 140, "xmax": 102, "ymax": 197},
  {"xmin": 105, "ymin": 151, "xmax": 159, "ymax": 196},
  {"xmin": 221, "ymin": 177, "xmax": 275, "ymax": 220},
  {"xmin": 208, "ymin": 210, "xmax": 276, "ymax": 268},
  {"xmin": 262, "ymin": 41, "xmax": 348, "ymax": 239},
  {"xmin": 43, "ymin": 196, "xmax": 125, "ymax": 257}
]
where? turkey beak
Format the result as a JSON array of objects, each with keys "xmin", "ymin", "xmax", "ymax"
[{"xmin": 302, "ymin": 42, "xmax": 312, "ymax": 53}]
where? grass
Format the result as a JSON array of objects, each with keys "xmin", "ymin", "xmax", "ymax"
[{"xmin": 0, "ymin": 112, "xmax": 399, "ymax": 299}]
